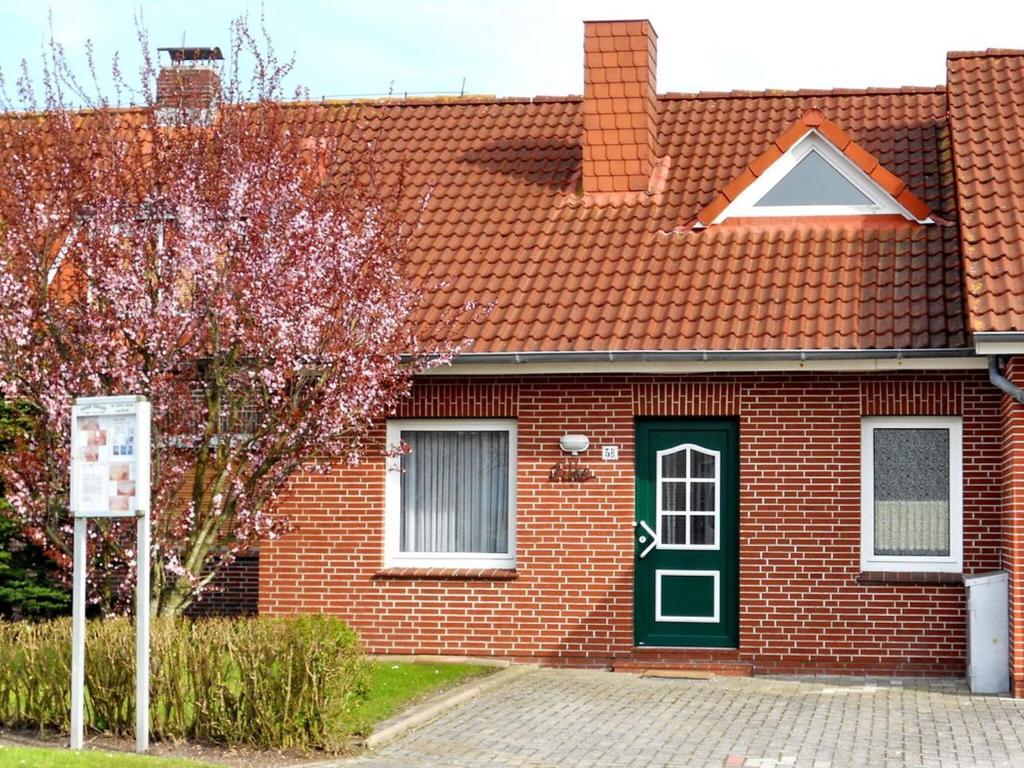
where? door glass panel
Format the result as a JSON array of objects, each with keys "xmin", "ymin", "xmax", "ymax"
[
  {"xmin": 662, "ymin": 481, "xmax": 687, "ymax": 511},
  {"xmin": 656, "ymin": 442, "xmax": 721, "ymax": 551},
  {"xmin": 690, "ymin": 450, "xmax": 715, "ymax": 479},
  {"xmin": 690, "ymin": 515, "xmax": 715, "ymax": 546},
  {"xmin": 662, "ymin": 514, "xmax": 688, "ymax": 545},
  {"xmin": 662, "ymin": 450, "xmax": 688, "ymax": 479},
  {"xmin": 690, "ymin": 482, "xmax": 715, "ymax": 513}
]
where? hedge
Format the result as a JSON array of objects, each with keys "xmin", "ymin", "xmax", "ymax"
[{"xmin": 0, "ymin": 615, "xmax": 370, "ymax": 751}]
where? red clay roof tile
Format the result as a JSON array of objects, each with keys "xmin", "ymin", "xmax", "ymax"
[{"xmin": 295, "ymin": 87, "xmax": 963, "ymax": 353}]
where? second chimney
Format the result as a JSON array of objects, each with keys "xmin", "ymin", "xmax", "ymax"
[
  {"xmin": 582, "ymin": 20, "xmax": 658, "ymax": 194},
  {"xmin": 155, "ymin": 46, "xmax": 223, "ymax": 122}
]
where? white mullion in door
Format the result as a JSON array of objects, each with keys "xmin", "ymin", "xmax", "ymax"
[{"xmin": 656, "ymin": 444, "xmax": 720, "ymax": 551}]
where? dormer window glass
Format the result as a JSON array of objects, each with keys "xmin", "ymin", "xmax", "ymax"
[{"xmin": 755, "ymin": 149, "xmax": 873, "ymax": 207}]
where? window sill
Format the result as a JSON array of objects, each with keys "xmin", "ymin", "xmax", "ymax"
[
  {"xmin": 373, "ymin": 567, "xmax": 518, "ymax": 581},
  {"xmin": 857, "ymin": 571, "xmax": 963, "ymax": 586}
]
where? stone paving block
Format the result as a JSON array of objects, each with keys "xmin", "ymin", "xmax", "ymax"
[{"xmin": 332, "ymin": 669, "xmax": 1024, "ymax": 768}]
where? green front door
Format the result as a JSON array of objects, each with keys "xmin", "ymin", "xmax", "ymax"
[{"xmin": 634, "ymin": 419, "xmax": 739, "ymax": 647}]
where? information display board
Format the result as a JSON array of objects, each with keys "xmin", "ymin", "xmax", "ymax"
[
  {"xmin": 70, "ymin": 396, "xmax": 150, "ymax": 518},
  {"xmin": 68, "ymin": 394, "xmax": 151, "ymax": 753}
]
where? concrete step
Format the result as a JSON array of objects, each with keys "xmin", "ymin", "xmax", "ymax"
[
  {"xmin": 628, "ymin": 646, "xmax": 743, "ymax": 663},
  {"xmin": 612, "ymin": 651, "xmax": 753, "ymax": 677}
]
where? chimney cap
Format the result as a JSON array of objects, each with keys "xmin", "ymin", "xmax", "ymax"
[{"xmin": 158, "ymin": 46, "xmax": 224, "ymax": 63}]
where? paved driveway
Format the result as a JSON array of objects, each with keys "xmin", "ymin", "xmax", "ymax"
[{"xmin": 337, "ymin": 668, "xmax": 1024, "ymax": 768}]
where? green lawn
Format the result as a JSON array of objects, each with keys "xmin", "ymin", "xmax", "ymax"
[
  {"xmin": 0, "ymin": 745, "xmax": 218, "ymax": 767},
  {"xmin": 348, "ymin": 660, "xmax": 495, "ymax": 736},
  {"xmin": 0, "ymin": 660, "xmax": 495, "ymax": 764}
]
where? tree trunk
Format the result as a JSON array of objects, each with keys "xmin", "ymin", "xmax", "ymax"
[{"xmin": 154, "ymin": 577, "xmax": 193, "ymax": 617}]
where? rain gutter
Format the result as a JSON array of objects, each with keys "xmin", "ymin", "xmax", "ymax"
[{"xmin": 426, "ymin": 348, "xmax": 977, "ymax": 365}]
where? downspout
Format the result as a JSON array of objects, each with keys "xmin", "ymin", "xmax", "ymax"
[{"xmin": 989, "ymin": 357, "xmax": 1024, "ymax": 405}]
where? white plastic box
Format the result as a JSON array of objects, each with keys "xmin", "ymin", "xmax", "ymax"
[{"xmin": 964, "ymin": 570, "xmax": 1009, "ymax": 694}]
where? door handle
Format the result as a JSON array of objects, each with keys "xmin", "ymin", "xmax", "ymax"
[{"xmin": 636, "ymin": 519, "xmax": 657, "ymax": 559}]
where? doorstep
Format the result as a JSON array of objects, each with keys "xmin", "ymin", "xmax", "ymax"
[{"xmin": 612, "ymin": 646, "xmax": 753, "ymax": 677}]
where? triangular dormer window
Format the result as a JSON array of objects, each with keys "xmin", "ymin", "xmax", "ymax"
[{"xmin": 695, "ymin": 110, "xmax": 933, "ymax": 226}]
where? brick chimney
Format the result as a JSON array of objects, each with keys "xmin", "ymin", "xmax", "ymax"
[
  {"xmin": 582, "ymin": 20, "xmax": 658, "ymax": 194},
  {"xmin": 155, "ymin": 46, "xmax": 222, "ymax": 123}
]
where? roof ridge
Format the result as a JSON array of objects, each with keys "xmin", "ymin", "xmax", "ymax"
[
  {"xmin": 291, "ymin": 94, "xmax": 583, "ymax": 108},
  {"xmin": 658, "ymin": 86, "xmax": 945, "ymax": 100},
  {"xmin": 947, "ymin": 48, "xmax": 1024, "ymax": 60},
  {"xmin": 277, "ymin": 85, "xmax": 949, "ymax": 111}
]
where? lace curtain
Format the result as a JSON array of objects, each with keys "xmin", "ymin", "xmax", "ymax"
[
  {"xmin": 400, "ymin": 430, "xmax": 509, "ymax": 554},
  {"xmin": 874, "ymin": 500, "xmax": 950, "ymax": 556}
]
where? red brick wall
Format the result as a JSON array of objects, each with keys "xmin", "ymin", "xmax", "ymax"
[
  {"xmin": 1000, "ymin": 357, "xmax": 1024, "ymax": 694},
  {"xmin": 184, "ymin": 555, "xmax": 260, "ymax": 618},
  {"xmin": 260, "ymin": 370, "xmax": 1002, "ymax": 675}
]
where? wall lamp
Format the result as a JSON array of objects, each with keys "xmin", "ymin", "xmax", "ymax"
[
  {"xmin": 559, "ymin": 433, "xmax": 590, "ymax": 455},
  {"xmin": 552, "ymin": 433, "xmax": 594, "ymax": 482}
]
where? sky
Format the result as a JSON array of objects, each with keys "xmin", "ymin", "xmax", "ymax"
[{"xmin": 0, "ymin": 0, "xmax": 1023, "ymax": 102}]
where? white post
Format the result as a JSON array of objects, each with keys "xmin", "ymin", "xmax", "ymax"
[
  {"xmin": 135, "ymin": 512, "xmax": 150, "ymax": 752},
  {"xmin": 70, "ymin": 516, "xmax": 87, "ymax": 750},
  {"xmin": 134, "ymin": 397, "xmax": 151, "ymax": 752}
]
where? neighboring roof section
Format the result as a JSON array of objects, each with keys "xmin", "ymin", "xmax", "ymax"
[
  {"xmin": 947, "ymin": 49, "xmax": 1024, "ymax": 334},
  {"xmin": 696, "ymin": 109, "xmax": 932, "ymax": 226}
]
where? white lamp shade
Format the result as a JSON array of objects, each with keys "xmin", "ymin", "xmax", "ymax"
[{"xmin": 559, "ymin": 433, "xmax": 590, "ymax": 454}]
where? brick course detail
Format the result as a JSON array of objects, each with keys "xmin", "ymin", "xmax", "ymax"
[{"xmin": 260, "ymin": 370, "xmax": 1002, "ymax": 675}]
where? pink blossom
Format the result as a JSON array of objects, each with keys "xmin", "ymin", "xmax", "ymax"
[{"xmin": 0, "ymin": 17, "xmax": 469, "ymax": 615}]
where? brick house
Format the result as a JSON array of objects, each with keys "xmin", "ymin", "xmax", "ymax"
[{"xmin": 244, "ymin": 20, "xmax": 1024, "ymax": 687}]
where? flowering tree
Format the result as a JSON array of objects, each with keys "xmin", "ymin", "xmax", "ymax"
[{"xmin": 0, "ymin": 21, "xmax": 467, "ymax": 615}]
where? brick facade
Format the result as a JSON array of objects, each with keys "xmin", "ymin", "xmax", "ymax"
[
  {"xmin": 260, "ymin": 370, "xmax": 1002, "ymax": 675},
  {"xmin": 1000, "ymin": 357, "xmax": 1024, "ymax": 694},
  {"xmin": 184, "ymin": 555, "xmax": 260, "ymax": 618}
]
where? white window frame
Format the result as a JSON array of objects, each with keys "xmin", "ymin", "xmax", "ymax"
[
  {"xmin": 385, "ymin": 418, "xmax": 517, "ymax": 569},
  {"xmin": 712, "ymin": 131, "xmax": 930, "ymax": 223},
  {"xmin": 860, "ymin": 416, "xmax": 963, "ymax": 573}
]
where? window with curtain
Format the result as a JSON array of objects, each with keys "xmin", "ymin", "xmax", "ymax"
[
  {"xmin": 385, "ymin": 419, "xmax": 516, "ymax": 568},
  {"xmin": 861, "ymin": 417, "xmax": 962, "ymax": 573}
]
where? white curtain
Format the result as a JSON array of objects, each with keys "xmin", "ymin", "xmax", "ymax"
[
  {"xmin": 400, "ymin": 431, "xmax": 509, "ymax": 554},
  {"xmin": 874, "ymin": 500, "xmax": 949, "ymax": 556}
]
